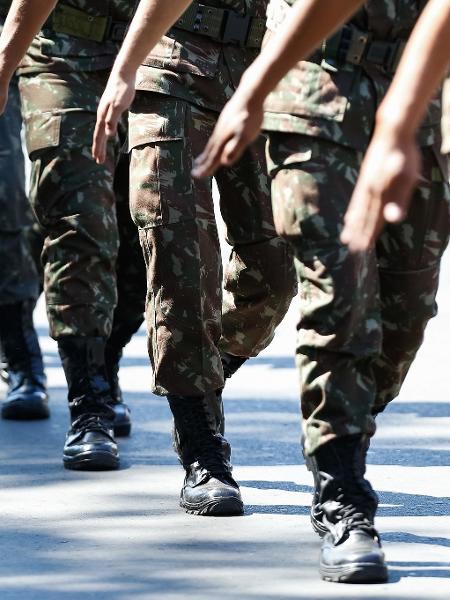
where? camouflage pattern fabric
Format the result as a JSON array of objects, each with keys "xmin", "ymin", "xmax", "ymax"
[
  {"xmin": 19, "ymin": 62, "xmax": 146, "ymax": 339},
  {"xmin": 129, "ymin": 92, "xmax": 296, "ymax": 396},
  {"xmin": 267, "ymin": 133, "xmax": 450, "ymax": 456},
  {"xmin": 14, "ymin": 0, "xmax": 146, "ymax": 340},
  {"xmin": 136, "ymin": 1, "xmax": 268, "ymax": 112},
  {"xmin": 17, "ymin": 0, "xmax": 134, "ymax": 75},
  {"xmin": 0, "ymin": 19, "xmax": 39, "ymax": 305},
  {"xmin": 263, "ymin": 0, "xmax": 450, "ymax": 456},
  {"xmin": 263, "ymin": 0, "xmax": 440, "ymax": 150}
]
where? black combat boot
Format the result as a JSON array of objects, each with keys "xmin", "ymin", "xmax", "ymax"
[
  {"xmin": 307, "ymin": 434, "xmax": 388, "ymax": 584},
  {"xmin": 168, "ymin": 394, "xmax": 243, "ymax": 516},
  {"xmin": 58, "ymin": 336, "xmax": 119, "ymax": 471},
  {"xmin": 104, "ymin": 317, "xmax": 142, "ymax": 437},
  {"xmin": 0, "ymin": 300, "xmax": 49, "ymax": 420}
]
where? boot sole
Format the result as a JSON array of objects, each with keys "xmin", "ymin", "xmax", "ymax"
[
  {"xmin": 320, "ymin": 562, "xmax": 388, "ymax": 584},
  {"xmin": 113, "ymin": 422, "xmax": 131, "ymax": 437},
  {"xmin": 63, "ymin": 451, "xmax": 119, "ymax": 471},
  {"xmin": 1, "ymin": 400, "xmax": 50, "ymax": 420},
  {"xmin": 181, "ymin": 497, "xmax": 244, "ymax": 516}
]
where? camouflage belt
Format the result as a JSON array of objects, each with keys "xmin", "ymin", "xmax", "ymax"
[
  {"xmin": 172, "ymin": 2, "xmax": 266, "ymax": 48},
  {"xmin": 47, "ymin": 5, "xmax": 127, "ymax": 43},
  {"xmin": 267, "ymin": 0, "xmax": 405, "ymax": 75}
]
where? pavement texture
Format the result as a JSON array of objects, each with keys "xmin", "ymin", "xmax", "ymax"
[{"xmin": 1, "ymin": 250, "xmax": 449, "ymax": 599}]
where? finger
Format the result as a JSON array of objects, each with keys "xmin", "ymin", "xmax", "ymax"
[
  {"xmin": 92, "ymin": 106, "xmax": 108, "ymax": 164},
  {"xmin": 384, "ymin": 201, "xmax": 405, "ymax": 223},
  {"xmin": 222, "ymin": 135, "xmax": 245, "ymax": 167},
  {"xmin": 192, "ymin": 136, "xmax": 227, "ymax": 178},
  {"xmin": 341, "ymin": 188, "xmax": 381, "ymax": 252},
  {"xmin": 340, "ymin": 188, "xmax": 368, "ymax": 246},
  {"xmin": 104, "ymin": 102, "xmax": 120, "ymax": 138}
]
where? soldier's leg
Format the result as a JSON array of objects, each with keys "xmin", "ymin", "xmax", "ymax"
[
  {"xmin": 106, "ymin": 146, "xmax": 147, "ymax": 436},
  {"xmin": 372, "ymin": 145, "xmax": 450, "ymax": 413},
  {"xmin": 0, "ymin": 72, "xmax": 47, "ymax": 420},
  {"xmin": 268, "ymin": 133, "xmax": 386, "ymax": 581},
  {"xmin": 129, "ymin": 94, "xmax": 242, "ymax": 515},
  {"xmin": 20, "ymin": 69, "xmax": 120, "ymax": 469},
  {"xmin": 267, "ymin": 134, "xmax": 380, "ymax": 455},
  {"xmin": 215, "ymin": 134, "xmax": 296, "ymax": 377}
]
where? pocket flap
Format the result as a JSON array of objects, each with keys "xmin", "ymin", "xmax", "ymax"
[
  {"xmin": 142, "ymin": 33, "xmax": 221, "ymax": 79},
  {"xmin": 265, "ymin": 60, "xmax": 354, "ymax": 123},
  {"xmin": 24, "ymin": 112, "xmax": 61, "ymax": 154},
  {"xmin": 128, "ymin": 100, "xmax": 186, "ymax": 150}
]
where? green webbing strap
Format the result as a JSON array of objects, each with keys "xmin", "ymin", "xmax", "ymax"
[
  {"xmin": 176, "ymin": 2, "xmax": 225, "ymax": 39},
  {"xmin": 51, "ymin": 5, "xmax": 109, "ymax": 43},
  {"xmin": 247, "ymin": 16, "xmax": 266, "ymax": 48},
  {"xmin": 174, "ymin": 1, "xmax": 265, "ymax": 48}
]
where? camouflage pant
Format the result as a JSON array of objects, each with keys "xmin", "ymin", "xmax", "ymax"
[
  {"xmin": 19, "ymin": 68, "xmax": 146, "ymax": 338},
  {"xmin": 267, "ymin": 133, "xmax": 450, "ymax": 456},
  {"xmin": 0, "ymin": 65, "xmax": 39, "ymax": 306},
  {"xmin": 129, "ymin": 93, "xmax": 296, "ymax": 396}
]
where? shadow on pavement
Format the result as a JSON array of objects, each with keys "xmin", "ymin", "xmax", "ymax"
[{"xmin": 388, "ymin": 561, "xmax": 450, "ymax": 581}]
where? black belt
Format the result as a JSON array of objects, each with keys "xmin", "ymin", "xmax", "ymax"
[
  {"xmin": 172, "ymin": 2, "xmax": 266, "ymax": 48},
  {"xmin": 323, "ymin": 24, "xmax": 406, "ymax": 74}
]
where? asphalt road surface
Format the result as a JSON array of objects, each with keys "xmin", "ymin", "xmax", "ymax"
[{"xmin": 1, "ymin": 249, "xmax": 449, "ymax": 600}]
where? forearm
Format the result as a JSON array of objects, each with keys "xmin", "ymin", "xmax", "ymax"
[
  {"xmin": 376, "ymin": 0, "xmax": 450, "ymax": 140},
  {"xmin": 239, "ymin": 0, "xmax": 364, "ymax": 103},
  {"xmin": 0, "ymin": 0, "xmax": 57, "ymax": 80},
  {"xmin": 110, "ymin": 0, "xmax": 192, "ymax": 79}
]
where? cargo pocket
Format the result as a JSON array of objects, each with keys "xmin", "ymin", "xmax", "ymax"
[
  {"xmin": 23, "ymin": 110, "xmax": 97, "ymax": 157},
  {"xmin": 23, "ymin": 112, "xmax": 61, "ymax": 156},
  {"xmin": 128, "ymin": 100, "xmax": 194, "ymax": 229}
]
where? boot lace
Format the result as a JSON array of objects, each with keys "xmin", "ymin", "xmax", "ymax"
[
  {"xmin": 322, "ymin": 476, "xmax": 378, "ymax": 541},
  {"xmin": 71, "ymin": 414, "xmax": 114, "ymax": 439}
]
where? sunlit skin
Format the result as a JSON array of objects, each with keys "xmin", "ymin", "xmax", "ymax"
[
  {"xmin": 192, "ymin": 0, "xmax": 450, "ymax": 252},
  {"xmin": 0, "ymin": 0, "xmax": 58, "ymax": 113},
  {"xmin": 340, "ymin": 0, "xmax": 450, "ymax": 251},
  {"xmin": 91, "ymin": 0, "xmax": 362, "ymax": 163},
  {"xmin": 191, "ymin": 0, "xmax": 363, "ymax": 178},
  {"xmin": 91, "ymin": 0, "xmax": 192, "ymax": 163}
]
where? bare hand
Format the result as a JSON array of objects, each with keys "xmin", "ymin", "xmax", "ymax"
[
  {"xmin": 340, "ymin": 133, "xmax": 421, "ymax": 252},
  {"xmin": 192, "ymin": 91, "xmax": 264, "ymax": 178},
  {"xmin": 92, "ymin": 70, "xmax": 136, "ymax": 164}
]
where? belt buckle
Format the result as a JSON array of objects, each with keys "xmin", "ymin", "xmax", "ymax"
[{"xmin": 222, "ymin": 11, "xmax": 251, "ymax": 46}]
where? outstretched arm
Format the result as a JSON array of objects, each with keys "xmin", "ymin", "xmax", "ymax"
[
  {"xmin": 0, "ymin": 0, "xmax": 58, "ymax": 112},
  {"xmin": 340, "ymin": 0, "xmax": 450, "ymax": 252},
  {"xmin": 192, "ymin": 0, "xmax": 363, "ymax": 178},
  {"xmin": 92, "ymin": 0, "xmax": 192, "ymax": 163}
]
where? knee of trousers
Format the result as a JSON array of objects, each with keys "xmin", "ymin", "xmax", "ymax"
[
  {"xmin": 28, "ymin": 148, "xmax": 119, "ymax": 309},
  {"xmin": 224, "ymin": 237, "xmax": 297, "ymax": 310},
  {"xmin": 46, "ymin": 302, "xmax": 115, "ymax": 340},
  {"xmin": 139, "ymin": 223, "xmax": 224, "ymax": 397}
]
